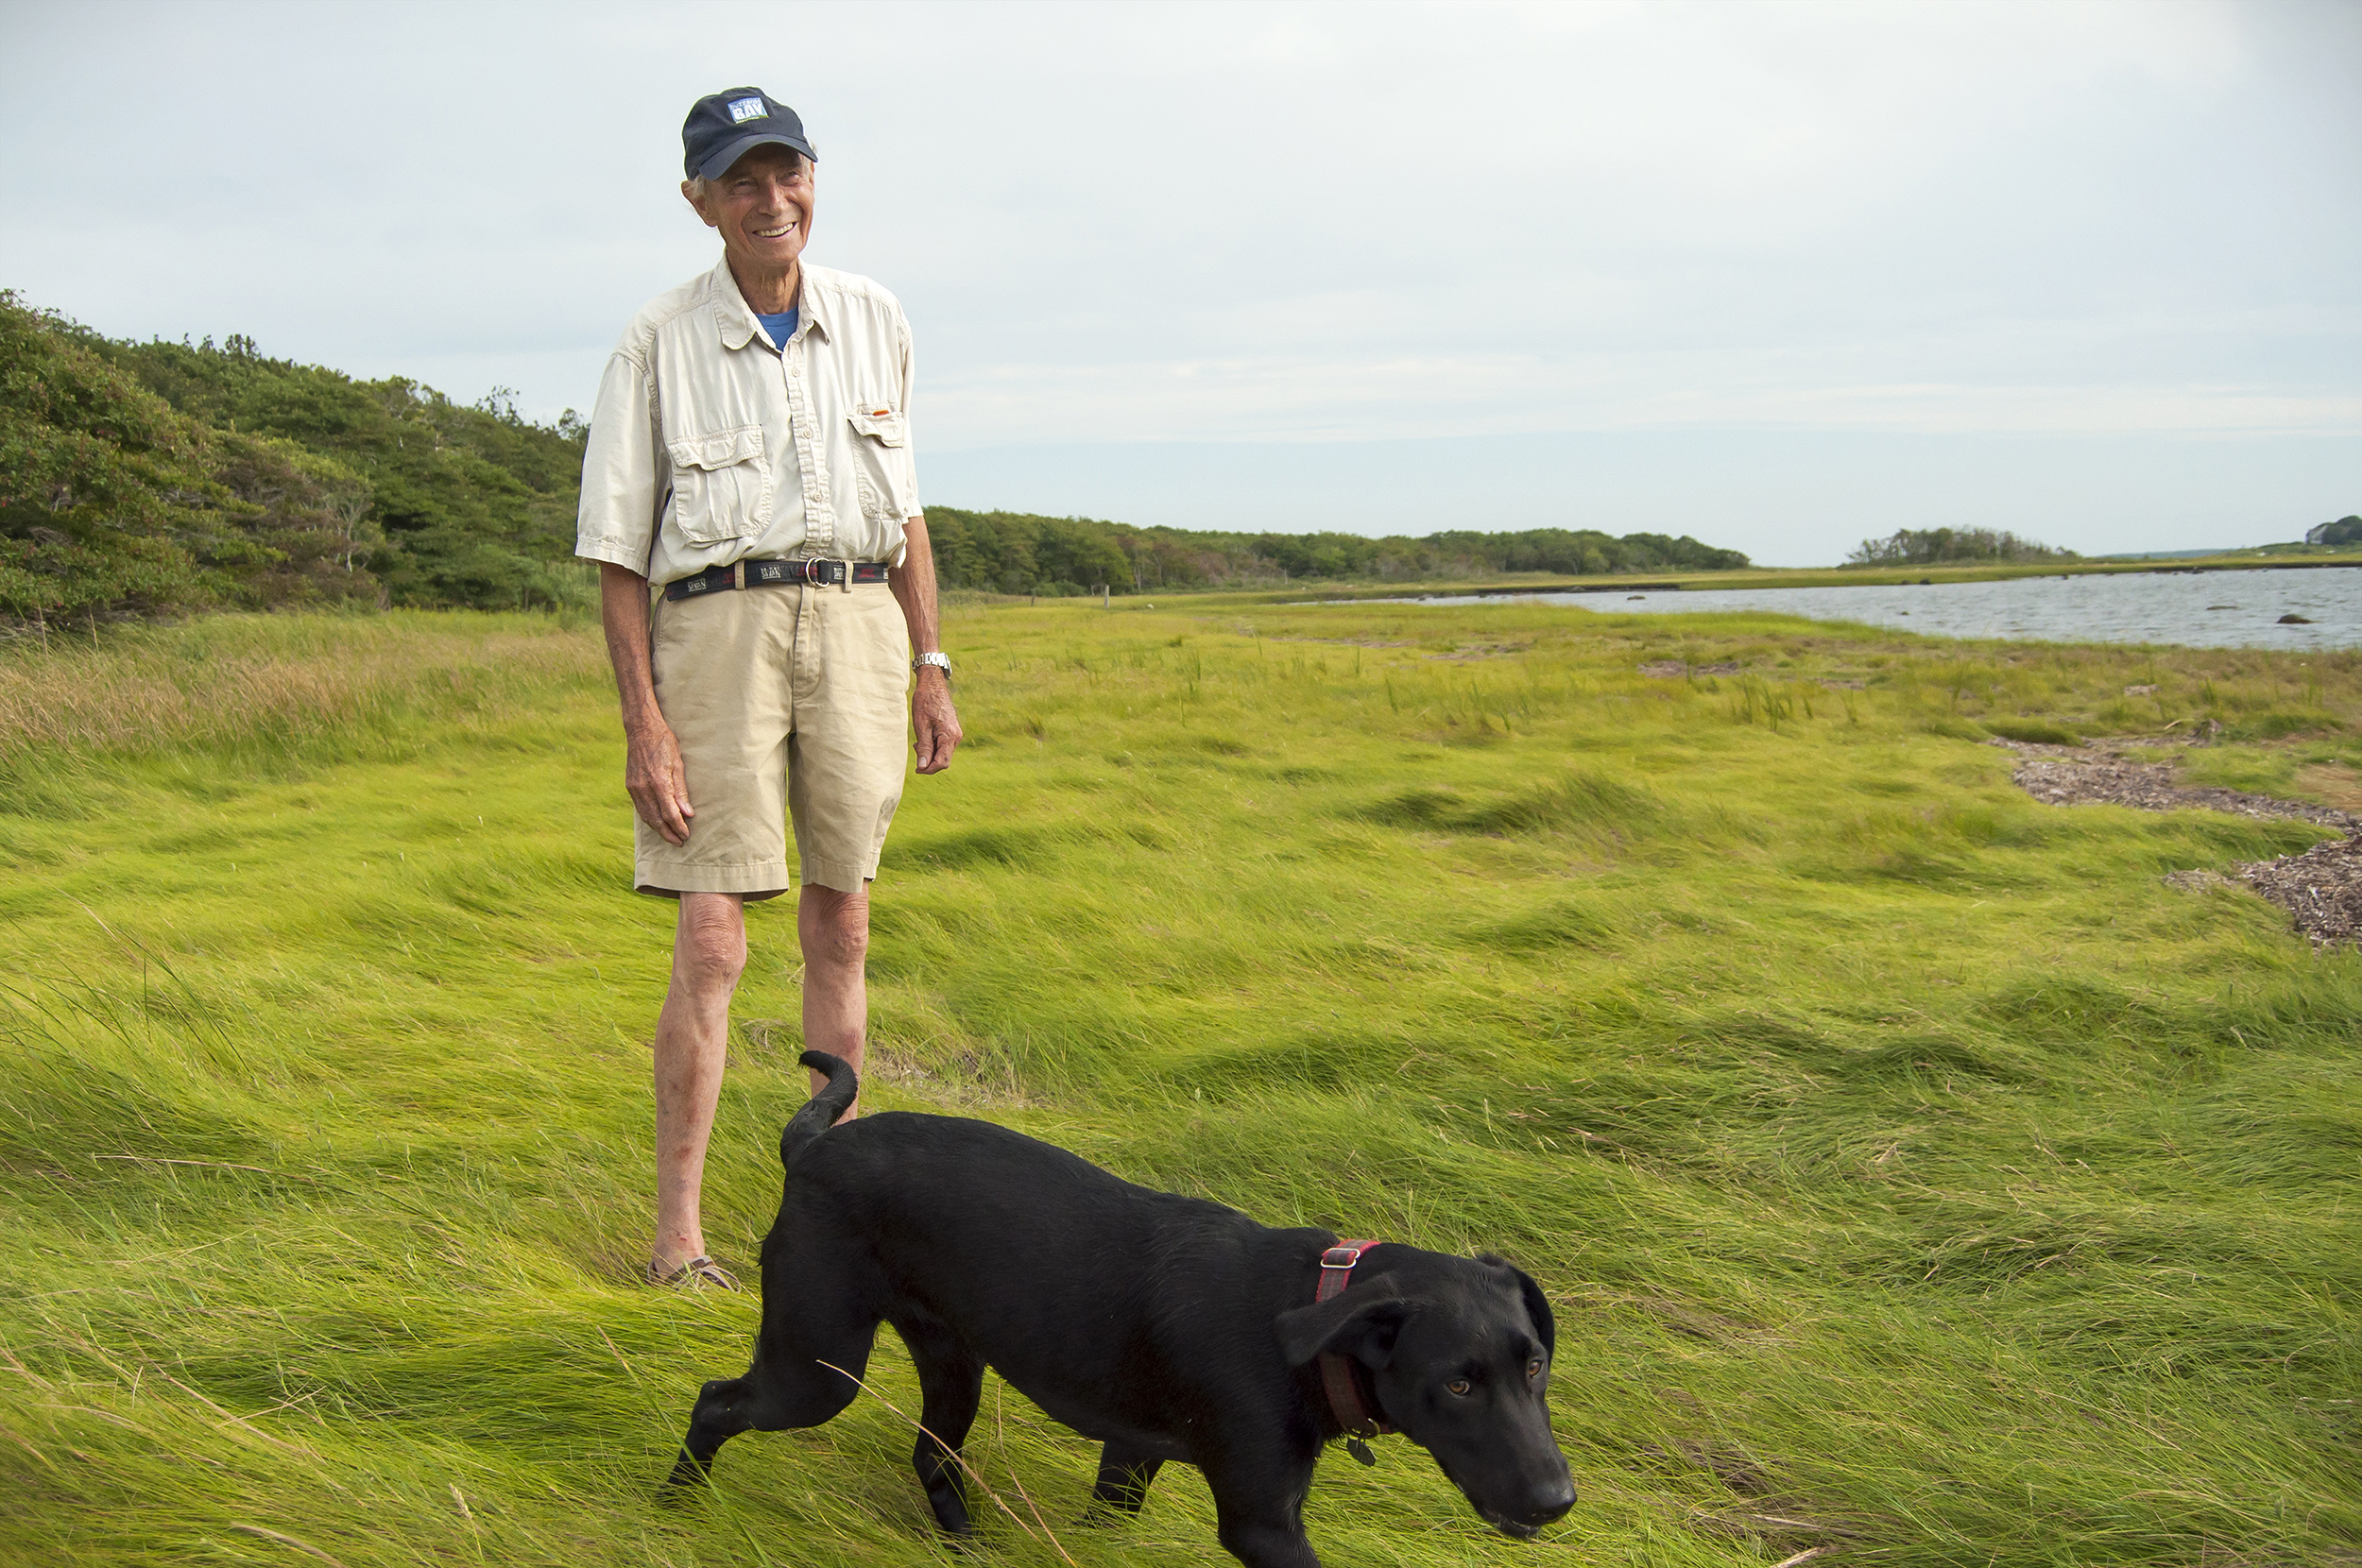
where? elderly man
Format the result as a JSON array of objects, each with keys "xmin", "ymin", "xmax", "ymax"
[{"xmin": 575, "ymin": 87, "xmax": 961, "ymax": 1289}]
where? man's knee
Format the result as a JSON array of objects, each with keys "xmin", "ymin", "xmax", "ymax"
[
  {"xmin": 817, "ymin": 919, "xmax": 868, "ymax": 971},
  {"xmin": 676, "ymin": 898, "xmax": 747, "ymax": 991},
  {"xmin": 801, "ymin": 888, "xmax": 870, "ymax": 971}
]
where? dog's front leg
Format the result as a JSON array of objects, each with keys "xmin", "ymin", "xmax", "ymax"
[
  {"xmin": 664, "ymin": 1376, "xmax": 755, "ymax": 1492},
  {"xmin": 901, "ymin": 1319, "xmax": 986, "ymax": 1538},
  {"xmin": 1206, "ymin": 1459, "xmax": 1322, "ymax": 1568},
  {"xmin": 1086, "ymin": 1441, "xmax": 1164, "ymax": 1519},
  {"xmin": 661, "ymin": 1337, "xmax": 871, "ymax": 1498}
]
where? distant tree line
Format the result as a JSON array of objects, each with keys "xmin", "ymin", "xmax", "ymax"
[
  {"xmin": 925, "ymin": 509, "xmax": 1749, "ymax": 596},
  {"xmin": 2, "ymin": 294, "xmax": 1753, "ymax": 623},
  {"xmin": 1844, "ymin": 528, "xmax": 2077, "ymax": 568},
  {"xmin": 2304, "ymin": 516, "xmax": 2362, "ymax": 547}
]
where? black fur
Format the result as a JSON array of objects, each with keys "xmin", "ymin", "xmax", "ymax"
[{"xmin": 664, "ymin": 1051, "xmax": 1575, "ymax": 1567}]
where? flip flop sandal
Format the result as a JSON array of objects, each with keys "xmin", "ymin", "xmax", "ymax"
[{"xmin": 648, "ymin": 1253, "xmax": 741, "ymax": 1291}]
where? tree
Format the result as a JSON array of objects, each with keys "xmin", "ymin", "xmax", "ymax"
[
  {"xmin": 5, "ymin": 290, "xmax": 1762, "ymax": 620},
  {"xmin": 1844, "ymin": 528, "xmax": 2076, "ymax": 567}
]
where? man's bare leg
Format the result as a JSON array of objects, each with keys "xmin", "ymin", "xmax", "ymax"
[
  {"xmin": 800, "ymin": 883, "xmax": 869, "ymax": 1122},
  {"xmin": 652, "ymin": 892, "xmax": 745, "ymax": 1278}
]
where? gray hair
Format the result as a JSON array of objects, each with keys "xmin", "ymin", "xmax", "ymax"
[{"xmin": 685, "ymin": 149, "xmax": 809, "ymax": 199}]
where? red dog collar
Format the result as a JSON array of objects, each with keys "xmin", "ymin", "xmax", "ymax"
[{"xmin": 1315, "ymin": 1240, "xmax": 1396, "ymax": 1440}]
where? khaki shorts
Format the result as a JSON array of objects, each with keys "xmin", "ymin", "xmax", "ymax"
[{"xmin": 637, "ymin": 580, "xmax": 910, "ymax": 899}]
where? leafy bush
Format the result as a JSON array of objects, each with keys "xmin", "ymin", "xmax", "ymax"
[
  {"xmin": 1986, "ymin": 718, "xmax": 2084, "ymax": 746},
  {"xmin": 2, "ymin": 294, "xmax": 589, "ymax": 622},
  {"xmin": 2, "ymin": 295, "xmax": 232, "ymax": 621},
  {"xmin": 2223, "ymin": 710, "xmax": 2340, "ymax": 742},
  {"xmin": 88, "ymin": 333, "xmax": 588, "ymax": 612}
]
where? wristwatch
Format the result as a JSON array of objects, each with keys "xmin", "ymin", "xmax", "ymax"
[{"xmin": 911, "ymin": 651, "xmax": 952, "ymax": 676}]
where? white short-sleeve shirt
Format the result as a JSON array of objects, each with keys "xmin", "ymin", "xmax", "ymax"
[{"xmin": 574, "ymin": 258, "xmax": 920, "ymax": 586}]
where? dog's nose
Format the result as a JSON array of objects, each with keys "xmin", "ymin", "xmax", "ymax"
[{"xmin": 1523, "ymin": 1482, "xmax": 1576, "ymax": 1526}]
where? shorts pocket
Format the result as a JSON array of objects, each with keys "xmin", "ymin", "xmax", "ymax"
[
  {"xmin": 846, "ymin": 407, "xmax": 915, "ymax": 525},
  {"xmin": 666, "ymin": 425, "xmax": 772, "ymax": 543}
]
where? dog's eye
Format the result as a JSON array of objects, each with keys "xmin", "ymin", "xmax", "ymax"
[
  {"xmin": 1527, "ymin": 1357, "xmax": 1545, "ymax": 1380},
  {"xmin": 1446, "ymin": 1379, "xmax": 1472, "ymax": 1397}
]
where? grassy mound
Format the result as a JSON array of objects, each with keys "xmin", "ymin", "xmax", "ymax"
[{"xmin": 2, "ymin": 603, "xmax": 2357, "ymax": 1566}]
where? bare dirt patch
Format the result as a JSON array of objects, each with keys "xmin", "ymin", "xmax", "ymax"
[
  {"xmin": 1996, "ymin": 738, "xmax": 2362, "ymax": 947},
  {"xmin": 1994, "ymin": 738, "xmax": 2354, "ymax": 829},
  {"xmin": 2236, "ymin": 834, "xmax": 2362, "ymax": 948},
  {"xmin": 1639, "ymin": 660, "xmax": 1741, "ymax": 677}
]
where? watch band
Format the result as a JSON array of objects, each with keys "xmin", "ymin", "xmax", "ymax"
[{"xmin": 911, "ymin": 651, "xmax": 952, "ymax": 675}]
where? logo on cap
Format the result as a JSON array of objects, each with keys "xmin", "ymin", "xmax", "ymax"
[{"xmin": 728, "ymin": 96, "xmax": 769, "ymax": 124}]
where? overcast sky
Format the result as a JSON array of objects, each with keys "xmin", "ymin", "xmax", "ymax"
[{"xmin": 4, "ymin": 0, "xmax": 2356, "ymax": 564}]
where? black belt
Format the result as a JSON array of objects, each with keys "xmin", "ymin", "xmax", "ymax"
[{"xmin": 662, "ymin": 558, "xmax": 891, "ymax": 601}]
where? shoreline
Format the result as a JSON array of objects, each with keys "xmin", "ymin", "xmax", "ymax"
[{"xmin": 1261, "ymin": 551, "xmax": 2362, "ymax": 605}]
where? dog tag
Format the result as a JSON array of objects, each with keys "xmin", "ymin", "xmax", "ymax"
[{"xmin": 1344, "ymin": 1437, "xmax": 1377, "ymax": 1467}]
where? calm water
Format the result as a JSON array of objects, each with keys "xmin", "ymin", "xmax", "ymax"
[{"xmin": 1395, "ymin": 568, "xmax": 2362, "ymax": 651}]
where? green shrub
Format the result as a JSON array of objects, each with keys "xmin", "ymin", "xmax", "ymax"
[
  {"xmin": 1986, "ymin": 718, "xmax": 2083, "ymax": 745},
  {"xmin": 2224, "ymin": 710, "xmax": 2339, "ymax": 741}
]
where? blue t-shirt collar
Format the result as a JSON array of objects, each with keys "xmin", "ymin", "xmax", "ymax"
[{"xmin": 755, "ymin": 307, "xmax": 798, "ymax": 349}]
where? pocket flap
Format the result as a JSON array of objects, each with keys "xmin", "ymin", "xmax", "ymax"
[
  {"xmin": 847, "ymin": 408, "xmax": 907, "ymax": 447},
  {"xmin": 668, "ymin": 425, "xmax": 764, "ymax": 469}
]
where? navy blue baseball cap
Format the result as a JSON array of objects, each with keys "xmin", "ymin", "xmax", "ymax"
[{"xmin": 683, "ymin": 88, "xmax": 817, "ymax": 181}]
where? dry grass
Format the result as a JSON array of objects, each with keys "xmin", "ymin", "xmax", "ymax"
[
  {"xmin": 2295, "ymin": 761, "xmax": 2362, "ymax": 810},
  {"xmin": 0, "ymin": 610, "xmax": 604, "ymax": 762}
]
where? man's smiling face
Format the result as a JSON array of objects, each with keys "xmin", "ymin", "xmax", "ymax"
[{"xmin": 685, "ymin": 144, "xmax": 814, "ymax": 281}]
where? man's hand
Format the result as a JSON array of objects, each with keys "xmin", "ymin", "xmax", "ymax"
[
  {"xmin": 912, "ymin": 667, "xmax": 962, "ymax": 775},
  {"xmin": 625, "ymin": 716, "xmax": 695, "ymax": 844},
  {"xmin": 890, "ymin": 518, "xmax": 959, "ymax": 775}
]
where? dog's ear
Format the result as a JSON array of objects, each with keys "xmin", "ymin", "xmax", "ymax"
[
  {"xmin": 1275, "ymin": 1272, "xmax": 1412, "ymax": 1369},
  {"xmin": 1514, "ymin": 1265, "xmax": 1555, "ymax": 1359},
  {"xmin": 1478, "ymin": 1254, "xmax": 1556, "ymax": 1359}
]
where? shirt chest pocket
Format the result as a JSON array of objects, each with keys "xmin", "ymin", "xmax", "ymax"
[
  {"xmin": 845, "ymin": 407, "xmax": 914, "ymax": 524},
  {"xmin": 666, "ymin": 425, "xmax": 773, "ymax": 544}
]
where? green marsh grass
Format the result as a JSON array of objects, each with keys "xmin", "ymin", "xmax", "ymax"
[{"xmin": 3, "ymin": 604, "xmax": 2358, "ymax": 1566}]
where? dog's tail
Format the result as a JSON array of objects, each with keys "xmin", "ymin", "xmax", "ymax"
[{"xmin": 780, "ymin": 1050, "xmax": 860, "ymax": 1167}]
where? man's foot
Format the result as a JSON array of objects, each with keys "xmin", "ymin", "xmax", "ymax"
[{"xmin": 648, "ymin": 1253, "xmax": 741, "ymax": 1290}]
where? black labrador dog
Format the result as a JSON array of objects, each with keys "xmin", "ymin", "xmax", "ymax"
[{"xmin": 665, "ymin": 1052, "xmax": 1575, "ymax": 1567}]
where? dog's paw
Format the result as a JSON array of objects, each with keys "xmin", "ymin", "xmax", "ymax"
[{"xmin": 658, "ymin": 1454, "xmax": 717, "ymax": 1505}]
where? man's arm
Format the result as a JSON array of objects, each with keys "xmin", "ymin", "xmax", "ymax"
[
  {"xmin": 599, "ymin": 561, "xmax": 694, "ymax": 844},
  {"xmin": 890, "ymin": 517, "xmax": 962, "ymax": 775}
]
